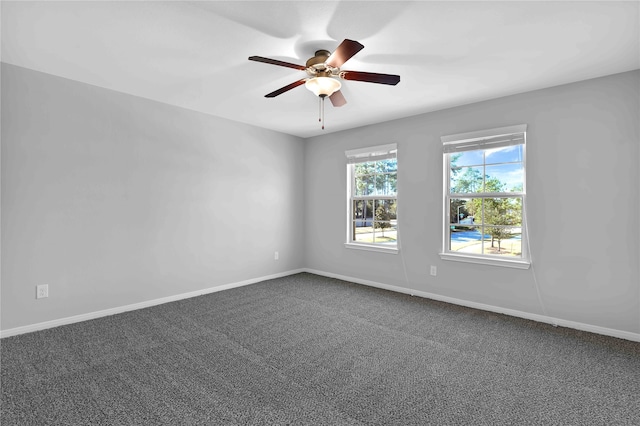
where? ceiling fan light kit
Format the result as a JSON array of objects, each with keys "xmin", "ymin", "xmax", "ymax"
[
  {"xmin": 304, "ymin": 77, "xmax": 341, "ymax": 97},
  {"xmin": 249, "ymin": 39, "xmax": 400, "ymax": 129}
]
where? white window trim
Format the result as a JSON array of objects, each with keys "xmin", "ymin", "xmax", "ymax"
[
  {"xmin": 439, "ymin": 125, "xmax": 530, "ymax": 268},
  {"xmin": 345, "ymin": 143, "xmax": 398, "ymax": 254},
  {"xmin": 440, "ymin": 252, "xmax": 530, "ymax": 269},
  {"xmin": 441, "ymin": 124, "xmax": 527, "ymax": 146},
  {"xmin": 344, "ymin": 242, "xmax": 399, "ymax": 254},
  {"xmin": 345, "ymin": 143, "xmax": 397, "ymax": 162}
]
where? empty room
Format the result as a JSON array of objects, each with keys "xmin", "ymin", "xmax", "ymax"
[{"xmin": 2, "ymin": 1, "xmax": 639, "ymax": 424}]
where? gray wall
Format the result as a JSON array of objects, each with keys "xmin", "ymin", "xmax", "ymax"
[
  {"xmin": 3, "ymin": 63, "xmax": 639, "ymax": 337},
  {"xmin": 1, "ymin": 63, "xmax": 305, "ymax": 330},
  {"xmin": 304, "ymin": 70, "xmax": 640, "ymax": 335}
]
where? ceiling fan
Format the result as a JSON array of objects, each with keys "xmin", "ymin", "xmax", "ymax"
[{"xmin": 249, "ymin": 39, "xmax": 400, "ymax": 129}]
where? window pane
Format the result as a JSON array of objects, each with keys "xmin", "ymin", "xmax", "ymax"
[
  {"xmin": 449, "ymin": 198, "xmax": 480, "ymax": 225},
  {"xmin": 379, "ymin": 158, "xmax": 397, "ymax": 173},
  {"xmin": 450, "ymin": 150, "xmax": 483, "ymax": 167},
  {"xmin": 449, "ymin": 226, "xmax": 485, "ymax": 253},
  {"xmin": 481, "ymin": 227, "xmax": 522, "ymax": 257},
  {"xmin": 373, "ymin": 222, "xmax": 397, "ymax": 244},
  {"xmin": 374, "ymin": 173, "xmax": 397, "ymax": 196},
  {"xmin": 485, "ymin": 145, "xmax": 523, "ymax": 165},
  {"xmin": 483, "ymin": 198, "xmax": 522, "ymax": 226},
  {"xmin": 374, "ymin": 199, "xmax": 397, "ymax": 221},
  {"xmin": 485, "ymin": 164, "xmax": 524, "ymax": 192},
  {"xmin": 353, "ymin": 200, "xmax": 363, "ymax": 222},
  {"xmin": 353, "ymin": 222, "xmax": 372, "ymax": 244},
  {"xmin": 450, "ymin": 166, "xmax": 483, "ymax": 193},
  {"xmin": 353, "ymin": 200, "xmax": 373, "ymax": 225},
  {"xmin": 355, "ymin": 174, "xmax": 375, "ymax": 196},
  {"xmin": 354, "ymin": 162, "xmax": 376, "ymax": 176}
]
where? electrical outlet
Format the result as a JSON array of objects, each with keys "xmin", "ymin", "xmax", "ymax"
[
  {"xmin": 274, "ymin": 251, "xmax": 279, "ymax": 260},
  {"xmin": 36, "ymin": 284, "xmax": 49, "ymax": 299},
  {"xmin": 430, "ymin": 266, "xmax": 437, "ymax": 276}
]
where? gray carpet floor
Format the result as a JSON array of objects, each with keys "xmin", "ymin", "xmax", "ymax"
[{"xmin": 2, "ymin": 272, "xmax": 639, "ymax": 425}]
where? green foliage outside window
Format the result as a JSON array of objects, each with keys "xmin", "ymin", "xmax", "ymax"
[{"xmin": 449, "ymin": 150, "xmax": 523, "ymax": 254}]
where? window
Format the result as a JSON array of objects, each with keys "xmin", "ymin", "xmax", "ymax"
[
  {"xmin": 440, "ymin": 125, "xmax": 530, "ymax": 268},
  {"xmin": 345, "ymin": 144, "xmax": 398, "ymax": 253}
]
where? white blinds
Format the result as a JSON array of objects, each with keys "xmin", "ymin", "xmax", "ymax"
[
  {"xmin": 345, "ymin": 143, "xmax": 397, "ymax": 164},
  {"xmin": 442, "ymin": 124, "xmax": 526, "ymax": 154}
]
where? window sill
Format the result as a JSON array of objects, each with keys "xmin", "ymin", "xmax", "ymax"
[
  {"xmin": 345, "ymin": 243, "xmax": 399, "ymax": 255},
  {"xmin": 439, "ymin": 252, "xmax": 530, "ymax": 269}
]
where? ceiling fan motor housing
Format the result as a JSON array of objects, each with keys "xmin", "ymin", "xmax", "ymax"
[{"xmin": 305, "ymin": 50, "xmax": 338, "ymax": 77}]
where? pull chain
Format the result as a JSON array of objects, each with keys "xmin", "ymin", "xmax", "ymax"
[{"xmin": 318, "ymin": 96, "xmax": 326, "ymax": 130}]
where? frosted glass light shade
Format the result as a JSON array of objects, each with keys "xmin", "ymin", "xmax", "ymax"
[{"xmin": 305, "ymin": 77, "xmax": 341, "ymax": 97}]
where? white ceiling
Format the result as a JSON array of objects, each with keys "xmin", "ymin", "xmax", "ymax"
[{"xmin": 2, "ymin": 1, "xmax": 639, "ymax": 138}]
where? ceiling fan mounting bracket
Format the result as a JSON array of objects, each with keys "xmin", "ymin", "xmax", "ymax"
[{"xmin": 305, "ymin": 49, "xmax": 330, "ymax": 67}]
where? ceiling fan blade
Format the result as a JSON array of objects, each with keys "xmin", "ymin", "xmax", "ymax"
[
  {"xmin": 326, "ymin": 39, "xmax": 364, "ymax": 68},
  {"xmin": 340, "ymin": 71, "xmax": 400, "ymax": 86},
  {"xmin": 329, "ymin": 90, "xmax": 347, "ymax": 107},
  {"xmin": 265, "ymin": 79, "xmax": 307, "ymax": 98},
  {"xmin": 248, "ymin": 56, "xmax": 306, "ymax": 71}
]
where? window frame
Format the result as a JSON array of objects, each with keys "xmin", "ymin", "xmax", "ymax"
[
  {"xmin": 345, "ymin": 144, "xmax": 399, "ymax": 254},
  {"xmin": 440, "ymin": 125, "xmax": 530, "ymax": 269}
]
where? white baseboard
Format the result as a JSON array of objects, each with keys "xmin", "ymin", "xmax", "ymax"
[
  {"xmin": 0, "ymin": 269, "xmax": 306, "ymax": 339},
  {"xmin": 4, "ymin": 268, "xmax": 638, "ymax": 343},
  {"xmin": 304, "ymin": 268, "xmax": 640, "ymax": 343}
]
